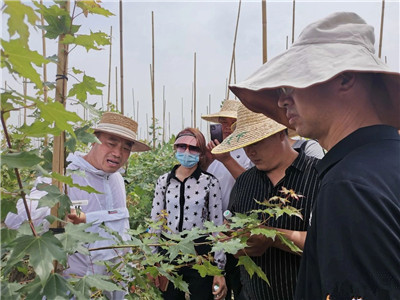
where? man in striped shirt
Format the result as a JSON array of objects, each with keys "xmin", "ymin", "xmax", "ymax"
[{"xmin": 212, "ymin": 104, "xmax": 320, "ymax": 300}]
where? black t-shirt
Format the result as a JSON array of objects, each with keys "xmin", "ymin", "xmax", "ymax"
[{"xmin": 295, "ymin": 125, "xmax": 400, "ymax": 300}]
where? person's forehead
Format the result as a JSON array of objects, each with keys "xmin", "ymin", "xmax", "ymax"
[
  {"xmin": 100, "ymin": 132, "xmax": 133, "ymax": 146},
  {"xmin": 218, "ymin": 117, "xmax": 236, "ymax": 123}
]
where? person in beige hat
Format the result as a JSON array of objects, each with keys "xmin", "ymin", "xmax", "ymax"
[
  {"xmin": 229, "ymin": 12, "xmax": 400, "ymax": 300},
  {"xmin": 202, "ymin": 99, "xmax": 253, "ymax": 300},
  {"xmin": 212, "ymin": 104, "xmax": 321, "ymax": 300},
  {"xmin": 5, "ymin": 112, "xmax": 150, "ymax": 299}
]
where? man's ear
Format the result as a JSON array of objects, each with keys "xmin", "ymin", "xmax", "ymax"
[{"xmin": 338, "ymin": 72, "xmax": 356, "ymax": 91}]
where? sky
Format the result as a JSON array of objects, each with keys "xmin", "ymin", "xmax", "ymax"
[{"xmin": 2, "ymin": 0, "xmax": 400, "ymax": 142}]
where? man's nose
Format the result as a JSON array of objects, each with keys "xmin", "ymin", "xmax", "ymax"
[
  {"xmin": 112, "ymin": 146, "xmax": 122, "ymax": 157},
  {"xmin": 277, "ymin": 95, "xmax": 291, "ymax": 108}
]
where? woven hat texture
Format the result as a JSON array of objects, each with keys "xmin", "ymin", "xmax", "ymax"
[
  {"xmin": 94, "ymin": 112, "xmax": 150, "ymax": 152},
  {"xmin": 212, "ymin": 104, "xmax": 286, "ymax": 154},
  {"xmin": 201, "ymin": 99, "xmax": 241, "ymax": 123}
]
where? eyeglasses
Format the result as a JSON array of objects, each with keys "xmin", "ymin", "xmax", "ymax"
[
  {"xmin": 175, "ymin": 143, "xmax": 201, "ymax": 154},
  {"xmin": 277, "ymin": 87, "xmax": 295, "ymax": 97}
]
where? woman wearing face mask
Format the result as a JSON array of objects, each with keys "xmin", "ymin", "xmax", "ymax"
[{"xmin": 150, "ymin": 128, "xmax": 227, "ymax": 300}]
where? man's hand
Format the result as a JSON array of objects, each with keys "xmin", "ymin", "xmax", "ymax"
[
  {"xmin": 234, "ymin": 232, "xmax": 275, "ymax": 258},
  {"xmin": 212, "ymin": 275, "xmax": 227, "ymax": 300},
  {"xmin": 207, "ymin": 140, "xmax": 232, "ymax": 164},
  {"xmin": 66, "ymin": 208, "xmax": 86, "ymax": 224}
]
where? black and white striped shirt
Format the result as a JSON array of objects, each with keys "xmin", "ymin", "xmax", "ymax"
[{"xmin": 230, "ymin": 150, "xmax": 320, "ymax": 300}]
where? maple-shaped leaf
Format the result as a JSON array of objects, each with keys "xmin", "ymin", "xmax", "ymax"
[
  {"xmin": 68, "ymin": 74, "xmax": 105, "ymax": 102},
  {"xmin": 277, "ymin": 234, "xmax": 302, "ymax": 254},
  {"xmin": 36, "ymin": 183, "xmax": 71, "ymax": 220},
  {"xmin": 1, "ymin": 39, "xmax": 48, "ymax": 88},
  {"xmin": 250, "ymin": 227, "xmax": 277, "ymax": 239},
  {"xmin": 237, "ymin": 256, "xmax": 270, "ymax": 285},
  {"xmin": 62, "ymin": 31, "xmax": 110, "ymax": 51},
  {"xmin": 212, "ymin": 237, "xmax": 244, "ymax": 255},
  {"xmin": 76, "ymin": 0, "xmax": 114, "ymax": 17},
  {"xmin": 74, "ymin": 274, "xmax": 123, "ymax": 297},
  {"xmin": 3, "ymin": 1, "xmax": 38, "ymax": 43},
  {"xmin": 51, "ymin": 172, "xmax": 101, "ymax": 194},
  {"xmin": 57, "ymin": 222, "xmax": 107, "ymax": 255},
  {"xmin": 34, "ymin": 100, "xmax": 82, "ymax": 137},
  {"xmin": 192, "ymin": 260, "xmax": 222, "ymax": 277},
  {"xmin": 1, "ymin": 150, "xmax": 42, "ymax": 168},
  {"xmin": 6, "ymin": 232, "xmax": 67, "ymax": 285},
  {"xmin": 168, "ymin": 274, "xmax": 189, "ymax": 293},
  {"xmin": 18, "ymin": 120, "xmax": 62, "ymax": 137},
  {"xmin": 0, "ymin": 281, "xmax": 22, "ymax": 300}
]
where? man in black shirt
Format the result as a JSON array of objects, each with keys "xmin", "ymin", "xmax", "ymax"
[
  {"xmin": 227, "ymin": 12, "xmax": 400, "ymax": 299},
  {"xmin": 212, "ymin": 104, "xmax": 320, "ymax": 300}
]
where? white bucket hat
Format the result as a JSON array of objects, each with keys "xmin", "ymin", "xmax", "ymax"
[
  {"xmin": 229, "ymin": 11, "xmax": 400, "ymax": 129},
  {"xmin": 201, "ymin": 99, "xmax": 241, "ymax": 123},
  {"xmin": 212, "ymin": 103, "xmax": 286, "ymax": 154},
  {"xmin": 93, "ymin": 112, "xmax": 151, "ymax": 152}
]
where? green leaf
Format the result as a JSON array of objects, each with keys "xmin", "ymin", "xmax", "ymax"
[
  {"xmin": 76, "ymin": 1, "xmax": 114, "ymax": 17},
  {"xmin": 250, "ymin": 227, "xmax": 277, "ymax": 239},
  {"xmin": 62, "ymin": 31, "xmax": 110, "ymax": 51},
  {"xmin": 4, "ymin": 0, "xmax": 38, "ymax": 43},
  {"xmin": 7, "ymin": 232, "xmax": 67, "ymax": 285},
  {"xmin": 51, "ymin": 172, "xmax": 101, "ymax": 194},
  {"xmin": 192, "ymin": 260, "xmax": 222, "ymax": 277},
  {"xmin": 18, "ymin": 120, "xmax": 62, "ymax": 137},
  {"xmin": 34, "ymin": 100, "xmax": 82, "ymax": 137},
  {"xmin": 212, "ymin": 238, "xmax": 244, "ymax": 255},
  {"xmin": 1, "ymin": 197, "xmax": 18, "ymax": 220},
  {"xmin": 68, "ymin": 74, "xmax": 105, "ymax": 102},
  {"xmin": 57, "ymin": 222, "xmax": 106, "ymax": 254},
  {"xmin": 36, "ymin": 183, "xmax": 72, "ymax": 220},
  {"xmin": 237, "ymin": 256, "xmax": 269, "ymax": 285},
  {"xmin": 74, "ymin": 274, "xmax": 123, "ymax": 296},
  {"xmin": 277, "ymin": 234, "xmax": 302, "ymax": 254},
  {"xmin": 1, "ymin": 151, "xmax": 42, "ymax": 168},
  {"xmin": 0, "ymin": 281, "xmax": 22, "ymax": 300},
  {"xmin": 1, "ymin": 227, "xmax": 17, "ymax": 246},
  {"xmin": 1, "ymin": 39, "xmax": 48, "ymax": 88}
]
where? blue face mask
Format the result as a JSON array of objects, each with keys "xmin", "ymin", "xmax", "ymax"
[{"xmin": 175, "ymin": 152, "xmax": 200, "ymax": 168}]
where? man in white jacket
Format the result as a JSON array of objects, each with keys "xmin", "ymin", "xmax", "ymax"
[{"xmin": 5, "ymin": 112, "xmax": 150, "ymax": 299}]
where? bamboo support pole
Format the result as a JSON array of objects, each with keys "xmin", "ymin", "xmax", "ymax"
[
  {"xmin": 262, "ymin": 0, "xmax": 267, "ymax": 63},
  {"xmin": 132, "ymin": 88, "xmax": 135, "ymax": 118},
  {"xmin": 151, "ymin": 11, "xmax": 155, "ymax": 149},
  {"xmin": 115, "ymin": 66, "xmax": 118, "ymax": 111},
  {"xmin": 23, "ymin": 79, "xmax": 27, "ymax": 125},
  {"xmin": 226, "ymin": 0, "xmax": 241, "ymax": 99},
  {"xmin": 119, "ymin": 0, "xmax": 124, "ymax": 114},
  {"xmin": 162, "ymin": 85, "xmax": 166, "ymax": 143},
  {"xmin": 40, "ymin": 0, "xmax": 48, "ymax": 146},
  {"xmin": 51, "ymin": 0, "xmax": 70, "ymax": 231},
  {"xmin": 292, "ymin": 0, "xmax": 296, "ymax": 44},
  {"xmin": 107, "ymin": 26, "xmax": 112, "ymax": 111},
  {"xmin": 181, "ymin": 97, "xmax": 184, "ymax": 130},
  {"xmin": 193, "ymin": 52, "xmax": 196, "ymax": 128},
  {"xmin": 378, "ymin": 0, "xmax": 385, "ymax": 58}
]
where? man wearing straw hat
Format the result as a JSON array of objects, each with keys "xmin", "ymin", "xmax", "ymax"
[
  {"xmin": 228, "ymin": 12, "xmax": 400, "ymax": 299},
  {"xmin": 212, "ymin": 103, "xmax": 320, "ymax": 300},
  {"xmin": 5, "ymin": 112, "xmax": 151, "ymax": 299},
  {"xmin": 202, "ymin": 99, "xmax": 253, "ymax": 300}
]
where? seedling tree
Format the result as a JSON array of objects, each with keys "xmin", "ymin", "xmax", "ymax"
[{"xmin": 1, "ymin": 1, "xmax": 303, "ymax": 299}]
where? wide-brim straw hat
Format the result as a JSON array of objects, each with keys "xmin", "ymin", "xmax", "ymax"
[
  {"xmin": 93, "ymin": 112, "xmax": 151, "ymax": 152},
  {"xmin": 229, "ymin": 12, "xmax": 400, "ymax": 130},
  {"xmin": 201, "ymin": 99, "xmax": 241, "ymax": 123},
  {"xmin": 212, "ymin": 103, "xmax": 287, "ymax": 154}
]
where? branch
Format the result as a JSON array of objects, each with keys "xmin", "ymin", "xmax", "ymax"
[{"xmin": 0, "ymin": 111, "xmax": 37, "ymax": 237}]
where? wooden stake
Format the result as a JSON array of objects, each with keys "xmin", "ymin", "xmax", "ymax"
[
  {"xmin": 107, "ymin": 26, "xmax": 112, "ymax": 111},
  {"xmin": 162, "ymin": 85, "xmax": 166, "ymax": 143},
  {"xmin": 40, "ymin": 0, "xmax": 48, "ymax": 146},
  {"xmin": 151, "ymin": 11, "xmax": 156, "ymax": 149},
  {"xmin": 378, "ymin": 0, "xmax": 385, "ymax": 58},
  {"xmin": 181, "ymin": 97, "xmax": 184, "ymax": 130},
  {"xmin": 119, "ymin": 0, "xmax": 124, "ymax": 114},
  {"xmin": 115, "ymin": 66, "xmax": 118, "ymax": 111},
  {"xmin": 51, "ymin": 0, "xmax": 70, "ymax": 231},
  {"xmin": 262, "ymin": 0, "xmax": 267, "ymax": 63},
  {"xmin": 193, "ymin": 52, "xmax": 196, "ymax": 128},
  {"xmin": 292, "ymin": 0, "xmax": 296, "ymax": 44},
  {"xmin": 226, "ymin": 0, "xmax": 242, "ymax": 99}
]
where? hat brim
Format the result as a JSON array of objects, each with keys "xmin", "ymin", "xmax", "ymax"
[
  {"xmin": 94, "ymin": 128, "xmax": 151, "ymax": 152},
  {"xmin": 201, "ymin": 112, "xmax": 237, "ymax": 123},
  {"xmin": 230, "ymin": 43, "xmax": 400, "ymax": 129},
  {"xmin": 212, "ymin": 125, "xmax": 286, "ymax": 154}
]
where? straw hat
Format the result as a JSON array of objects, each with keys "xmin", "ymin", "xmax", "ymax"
[
  {"xmin": 229, "ymin": 12, "xmax": 400, "ymax": 129},
  {"xmin": 201, "ymin": 99, "xmax": 241, "ymax": 123},
  {"xmin": 93, "ymin": 112, "xmax": 151, "ymax": 152},
  {"xmin": 211, "ymin": 104, "xmax": 286, "ymax": 154}
]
